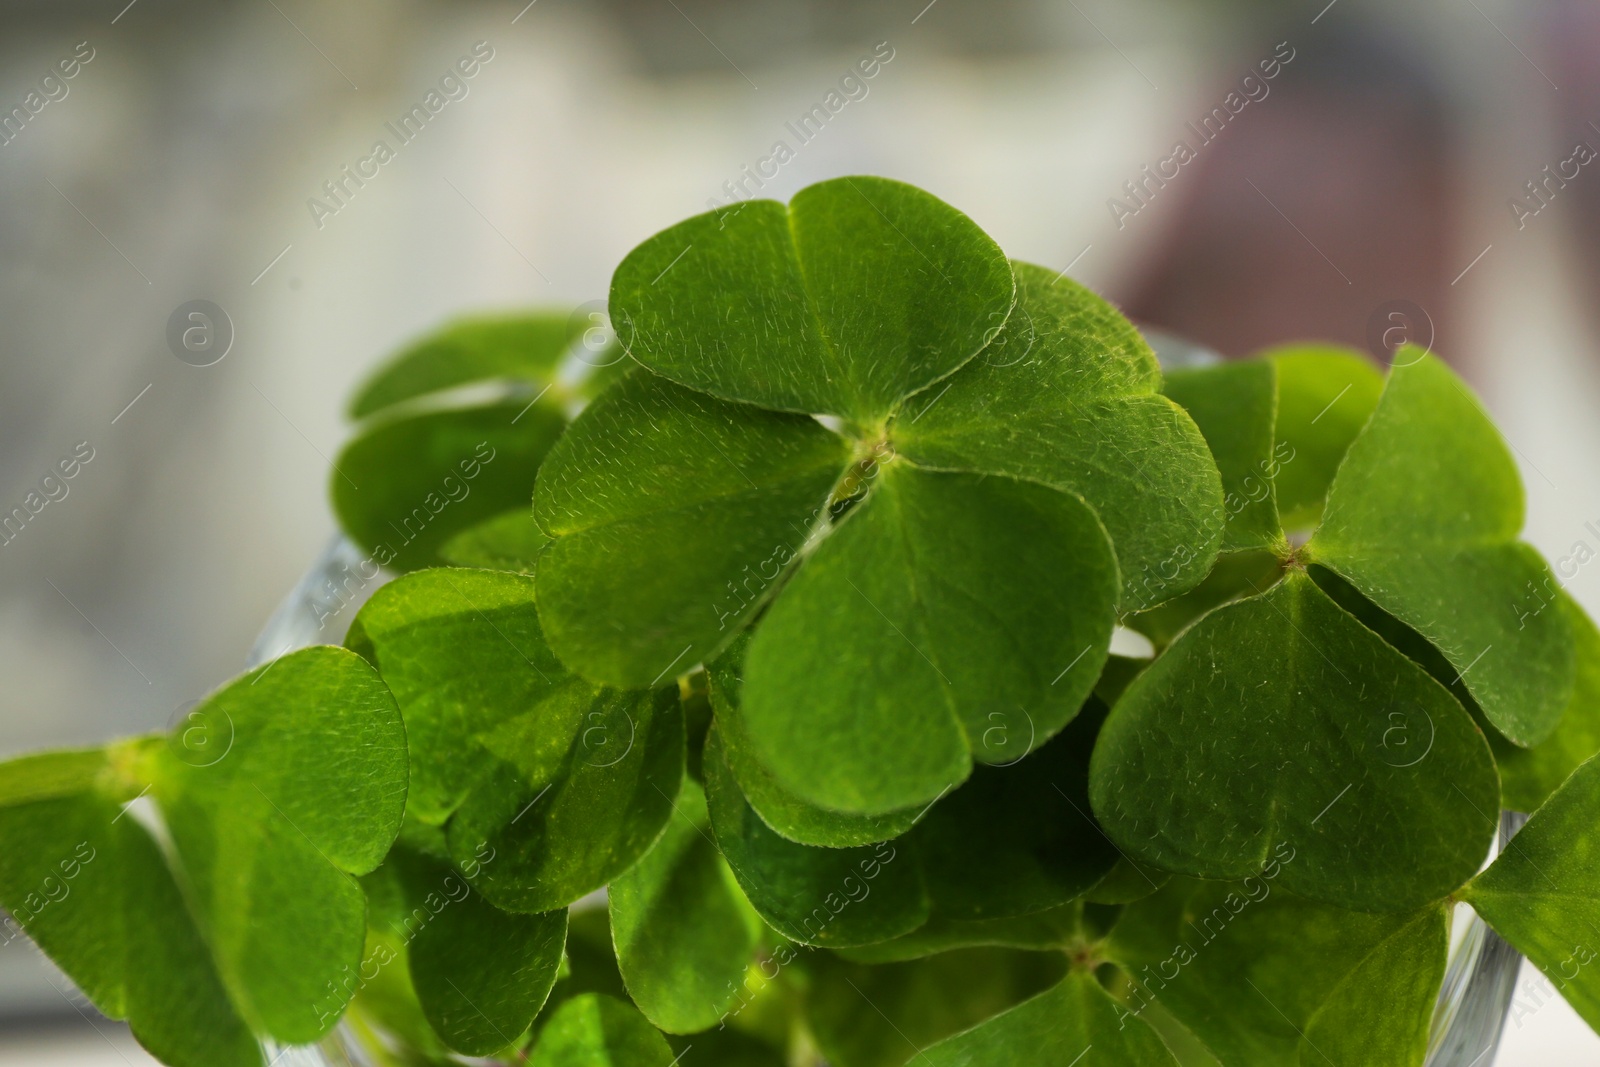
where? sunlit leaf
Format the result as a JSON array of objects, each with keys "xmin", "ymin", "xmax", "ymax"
[
  {"xmin": 0, "ymin": 748, "xmax": 260, "ymax": 1067},
  {"xmin": 149, "ymin": 646, "xmax": 409, "ymax": 1043}
]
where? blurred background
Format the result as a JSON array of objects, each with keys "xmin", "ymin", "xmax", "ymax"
[{"xmin": 2, "ymin": 0, "xmax": 1598, "ymax": 1061}]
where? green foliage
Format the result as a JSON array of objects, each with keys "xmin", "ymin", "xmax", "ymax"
[
  {"xmin": 738, "ymin": 464, "xmax": 1117, "ymax": 814},
  {"xmin": 1308, "ymin": 349, "xmax": 1573, "ymax": 745},
  {"xmin": 148, "ymin": 646, "xmax": 408, "ymax": 1043},
  {"xmin": 0, "ymin": 647, "xmax": 407, "ymax": 1064},
  {"xmin": 529, "ymin": 994, "xmax": 676, "ymax": 1066},
  {"xmin": 1161, "ymin": 360, "xmax": 1282, "ymax": 553},
  {"xmin": 1464, "ymin": 754, "xmax": 1600, "ymax": 1032},
  {"xmin": 348, "ymin": 312, "xmax": 584, "ymax": 419},
  {"xmin": 334, "ymin": 401, "xmax": 567, "ymax": 572},
  {"xmin": 1108, "ymin": 878, "xmax": 1446, "ymax": 1066},
  {"xmin": 609, "ymin": 176, "xmax": 1014, "ymax": 424},
  {"xmin": 1494, "ymin": 593, "xmax": 1600, "ymax": 810},
  {"xmin": 1091, "ymin": 570, "xmax": 1499, "ymax": 911},
  {"xmin": 533, "ymin": 371, "xmax": 851, "ymax": 689},
  {"xmin": 1266, "ymin": 344, "xmax": 1384, "ymax": 531},
  {"xmin": 334, "ymin": 311, "xmax": 614, "ymax": 575},
  {"xmin": 440, "ymin": 507, "xmax": 550, "ymax": 573},
  {"xmin": 706, "ymin": 636, "xmax": 923, "ymax": 847},
  {"xmin": 609, "ymin": 779, "xmax": 763, "ymax": 1033},
  {"xmin": 443, "ymin": 682, "xmax": 684, "ymax": 914},
  {"xmin": 920, "ymin": 970, "xmax": 1180, "ymax": 1067},
  {"xmin": 385, "ymin": 845, "xmax": 567, "ymax": 1055},
  {"xmin": 893, "ymin": 262, "xmax": 1224, "ymax": 611},
  {"xmin": 800, "ymin": 948, "xmax": 1069, "ymax": 1067},
  {"xmin": 11, "ymin": 177, "xmax": 1600, "ymax": 1067}
]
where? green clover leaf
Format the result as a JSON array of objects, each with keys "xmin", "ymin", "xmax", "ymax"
[
  {"xmin": 335, "ymin": 309, "xmax": 622, "ymax": 574},
  {"xmin": 334, "ymin": 401, "xmax": 567, "ymax": 572},
  {"xmin": 348, "ymin": 312, "xmax": 586, "ymax": 420},
  {"xmin": 920, "ymin": 970, "xmax": 1180, "ymax": 1067},
  {"xmin": 893, "ymin": 262, "xmax": 1224, "ymax": 611},
  {"xmin": 800, "ymin": 948, "xmax": 1068, "ymax": 1067},
  {"xmin": 835, "ymin": 903, "xmax": 1089, "ymax": 965},
  {"xmin": 0, "ymin": 646, "xmax": 409, "ymax": 1064},
  {"xmin": 347, "ymin": 567, "xmax": 685, "ymax": 913},
  {"xmin": 1103, "ymin": 346, "xmax": 1579, "ymax": 915},
  {"xmin": 440, "ymin": 507, "xmax": 550, "ymax": 573},
  {"xmin": 609, "ymin": 778, "xmax": 764, "ymax": 1034},
  {"xmin": 703, "ymin": 698, "xmax": 1115, "ymax": 948},
  {"xmin": 706, "ymin": 635, "xmax": 923, "ymax": 848},
  {"xmin": 1090, "ymin": 569, "xmax": 1498, "ymax": 911},
  {"xmin": 1493, "ymin": 591, "xmax": 1600, "ymax": 810},
  {"xmin": 0, "ymin": 749, "xmax": 259, "ymax": 1067},
  {"xmin": 702, "ymin": 725, "xmax": 929, "ymax": 949},
  {"xmin": 1106, "ymin": 877, "xmax": 1446, "ymax": 1066},
  {"xmin": 610, "ymin": 176, "xmax": 1015, "ymax": 425},
  {"xmin": 535, "ymin": 179, "xmax": 1228, "ymax": 815},
  {"xmin": 1267, "ymin": 344, "xmax": 1385, "ymax": 531},
  {"xmin": 1161, "ymin": 359, "xmax": 1283, "ymax": 553},
  {"xmin": 1462, "ymin": 753, "xmax": 1600, "ymax": 1032},
  {"xmin": 530, "ymin": 994, "xmax": 677, "ymax": 1067},
  {"xmin": 738, "ymin": 464, "xmax": 1117, "ymax": 814},
  {"xmin": 149, "ymin": 646, "xmax": 408, "ymax": 1043},
  {"xmin": 1307, "ymin": 349, "xmax": 1573, "ymax": 745},
  {"xmin": 533, "ymin": 371, "xmax": 851, "ymax": 689},
  {"xmin": 372, "ymin": 843, "xmax": 567, "ymax": 1056}
]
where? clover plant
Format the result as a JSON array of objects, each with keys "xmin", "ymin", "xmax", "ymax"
[{"xmin": 4, "ymin": 176, "xmax": 1600, "ymax": 1067}]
